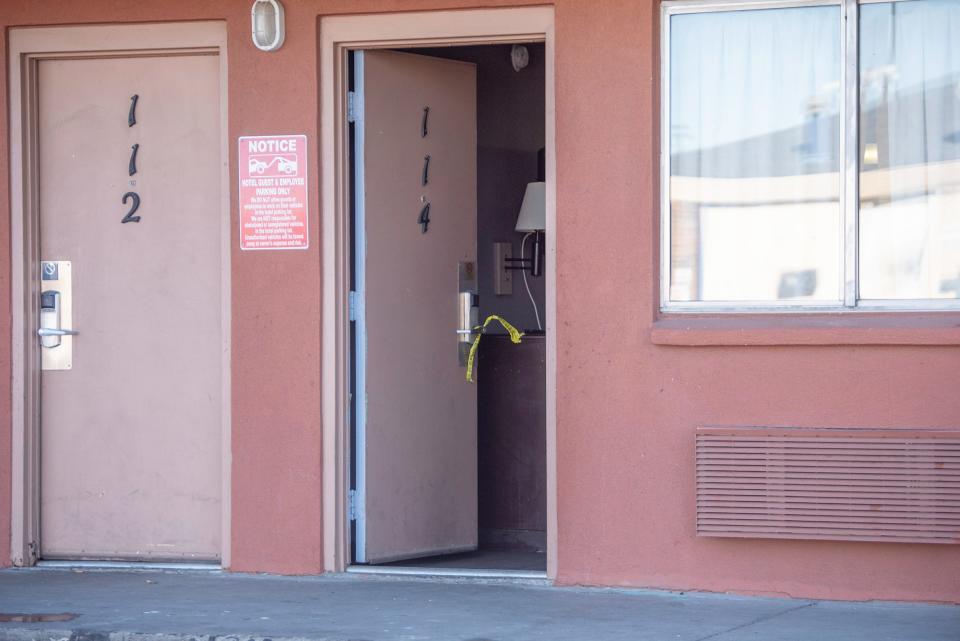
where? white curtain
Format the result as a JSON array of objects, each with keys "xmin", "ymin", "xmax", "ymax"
[
  {"xmin": 670, "ymin": 6, "xmax": 840, "ymax": 181},
  {"xmin": 668, "ymin": 6, "xmax": 841, "ymax": 302},
  {"xmin": 859, "ymin": 0, "xmax": 960, "ymax": 299}
]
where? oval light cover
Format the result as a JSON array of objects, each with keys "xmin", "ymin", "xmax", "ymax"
[{"xmin": 251, "ymin": 0, "xmax": 285, "ymax": 52}]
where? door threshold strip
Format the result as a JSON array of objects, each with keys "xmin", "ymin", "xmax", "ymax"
[
  {"xmin": 36, "ymin": 560, "xmax": 221, "ymax": 571},
  {"xmin": 346, "ymin": 564, "xmax": 547, "ymax": 580}
]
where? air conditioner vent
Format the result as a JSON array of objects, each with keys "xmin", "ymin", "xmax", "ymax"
[{"xmin": 696, "ymin": 427, "xmax": 960, "ymax": 544}]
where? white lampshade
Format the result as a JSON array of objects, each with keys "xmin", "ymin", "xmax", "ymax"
[{"xmin": 515, "ymin": 181, "xmax": 546, "ymax": 232}]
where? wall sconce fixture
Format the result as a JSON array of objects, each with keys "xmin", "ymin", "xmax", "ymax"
[
  {"xmin": 506, "ymin": 181, "xmax": 545, "ymax": 277},
  {"xmin": 505, "ymin": 181, "xmax": 546, "ymax": 330},
  {"xmin": 251, "ymin": 0, "xmax": 285, "ymax": 52}
]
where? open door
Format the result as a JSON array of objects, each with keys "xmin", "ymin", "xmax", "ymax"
[{"xmin": 353, "ymin": 50, "xmax": 478, "ymax": 564}]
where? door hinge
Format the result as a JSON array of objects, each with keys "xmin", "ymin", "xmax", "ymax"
[
  {"xmin": 346, "ymin": 391, "xmax": 353, "ymax": 430},
  {"xmin": 348, "ymin": 489, "xmax": 358, "ymax": 521},
  {"xmin": 347, "ymin": 91, "xmax": 357, "ymax": 123},
  {"xmin": 348, "ymin": 290, "xmax": 358, "ymax": 321}
]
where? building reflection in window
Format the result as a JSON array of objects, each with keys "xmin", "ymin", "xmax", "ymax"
[
  {"xmin": 669, "ymin": 5, "xmax": 842, "ymax": 303},
  {"xmin": 859, "ymin": 0, "xmax": 960, "ymax": 301}
]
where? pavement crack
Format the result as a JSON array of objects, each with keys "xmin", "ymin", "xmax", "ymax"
[{"xmin": 690, "ymin": 602, "xmax": 817, "ymax": 641}]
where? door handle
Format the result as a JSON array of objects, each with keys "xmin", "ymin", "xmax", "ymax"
[
  {"xmin": 39, "ymin": 262, "xmax": 75, "ymax": 368},
  {"xmin": 39, "ymin": 288, "xmax": 77, "ymax": 349},
  {"xmin": 38, "ymin": 328, "xmax": 79, "ymax": 337},
  {"xmin": 457, "ymin": 261, "xmax": 478, "ymax": 366}
]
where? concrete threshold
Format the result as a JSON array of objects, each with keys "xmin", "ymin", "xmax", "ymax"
[
  {"xmin": 36, "ymin": 560, "xmax": 221, "ymax": 572},
  {"xmin": 345, "ymin": 563, "xmax": 549, "ymax": 581},
  {"xmin": 0, "ymin": 568, "xmax": 957, "ymax": 641}
]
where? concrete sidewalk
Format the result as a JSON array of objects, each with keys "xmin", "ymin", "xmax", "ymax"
[{"xmin": 0, "ymin": 569, "xmax": 957, "ymax": 641}]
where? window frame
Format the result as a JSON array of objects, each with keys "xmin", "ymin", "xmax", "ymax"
[{"xmin": 659, "ymin": 0, "xmax": 960, "ymax": 313}]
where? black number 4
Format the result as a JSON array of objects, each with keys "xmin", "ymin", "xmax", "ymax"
[{"xmin": 418, "ymin": 202, "xmax": 430, "ymax": 233}]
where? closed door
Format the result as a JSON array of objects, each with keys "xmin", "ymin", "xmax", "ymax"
[
  {"xmin": 353, "ymin": 50, "xmax": 478, "ymax": 563},
  {"xmin": 38, "ymin": 54, "xmax": 223, "ymax": 561}
]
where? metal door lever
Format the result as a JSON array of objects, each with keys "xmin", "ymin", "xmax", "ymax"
[
  {"xmin": 39, "ymin": 264, "xmax": 75, "ymax": 367},
  {"xmin": 38, "ymin": 328, "xmax": 78, "ymax": 337}
]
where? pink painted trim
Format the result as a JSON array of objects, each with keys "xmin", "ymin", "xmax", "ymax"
[{"xmin": 651, "ymin": 314, "xmax": 960, "ymax": 346}]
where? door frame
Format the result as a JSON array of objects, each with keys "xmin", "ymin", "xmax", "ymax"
[
  {"xmin": 8, "ymin": 22, "xmax": 232, "ymax": 567},
  {"xmin": 320, "ymin": 7, "xmax": 557, "ymax": 577}
]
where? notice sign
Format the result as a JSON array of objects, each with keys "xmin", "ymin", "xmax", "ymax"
[{"xmin": 239, "ymin": 134, "xmax": 309, "ymax": 250}]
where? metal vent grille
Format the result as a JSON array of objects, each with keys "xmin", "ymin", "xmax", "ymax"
[{"xmin": 695, "ymin": 427, "xmax": 960, "ymax": 544}]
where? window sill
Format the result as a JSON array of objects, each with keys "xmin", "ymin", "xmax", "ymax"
[{"xmin": 650, "ymin": 313, "xmax": 960, "ymax": 346}]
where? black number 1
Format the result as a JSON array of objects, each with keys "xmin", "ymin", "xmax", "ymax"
[{"xmin": 128, "ymin": 94, "xmax": 139, "ymax": 127}]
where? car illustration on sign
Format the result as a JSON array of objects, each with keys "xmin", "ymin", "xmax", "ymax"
[
  {"xmin": 248, "ymin": 155, "xmax": 298, "ymax": 176},
  {"xmin": 249, "ymin": 157, "xmax": 269, "ymax": 174},
  {"xmin": 275, "ymin": 156, "xmax": 298, "ymax": 174}
]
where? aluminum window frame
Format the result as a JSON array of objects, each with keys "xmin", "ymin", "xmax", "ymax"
[{"xmin": 659, "ymin": 0, "xmax": 960, "ymax": 313}]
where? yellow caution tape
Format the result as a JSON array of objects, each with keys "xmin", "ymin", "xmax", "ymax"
[{"xmin": 466, "ymin": 315, "xmax": 524, "ymax": 383}]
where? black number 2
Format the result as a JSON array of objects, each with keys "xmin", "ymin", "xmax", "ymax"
[{"xmin": 122, "ymin": 191, "xmax": 141, "ymax": 223}]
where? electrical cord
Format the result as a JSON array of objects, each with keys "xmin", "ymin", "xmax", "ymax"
[{"xmin": 521, "ymin": 231, "xmax": 542, "ymax": 331}]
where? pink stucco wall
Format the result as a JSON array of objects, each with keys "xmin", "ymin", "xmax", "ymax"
[
  {"xmin": 1, "ymin": 0, "xmax": 958, "ymax": 602},
  {"xmin": 552, "ymin": 0, "xmax": 960, "ymax": 602},
  {"xmin": 0, "ymin": 0, "xmax": 329, "ymax": 575}
]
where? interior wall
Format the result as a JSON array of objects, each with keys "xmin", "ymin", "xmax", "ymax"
[
  {"xmin": 477, "ymin": 44, "xmax": 546, "ymax": 335},
  {"xmin": 477, "ymin": 335, "xmax": 546, "ymax": 550}
]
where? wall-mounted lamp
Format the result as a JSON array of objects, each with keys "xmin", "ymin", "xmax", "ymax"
[
  {"xmin": 506, "ymin": 181, "xmax": 545, "ymax": 277},
  {"xmin": 505, "ymin": 181, "xmax": 546, "ymax": 330},
  {"xmin": 251, "ymin": 0, "xmax": 285, "ymax": 52}
]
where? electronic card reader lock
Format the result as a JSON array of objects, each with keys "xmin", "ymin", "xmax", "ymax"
[
  {"xmin": 39, "ymin": 291, "xmax": 78, "ymax": 348},
  {"xmin": 457, "ymin": 261, "xmax": 478, "ymax": 367},
  {"xmin": 38, "ymin": 260, "xmax": 77, "ymax": 370}
]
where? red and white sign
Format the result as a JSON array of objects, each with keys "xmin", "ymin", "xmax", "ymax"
[{"xmin": 239, "ymin": 134, "xmax": 309, "ymax": 250}]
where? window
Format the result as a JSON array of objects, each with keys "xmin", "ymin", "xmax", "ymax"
[{"xmin": 661, "ymin": 0, "xmax": 960, "ymax": 310}]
